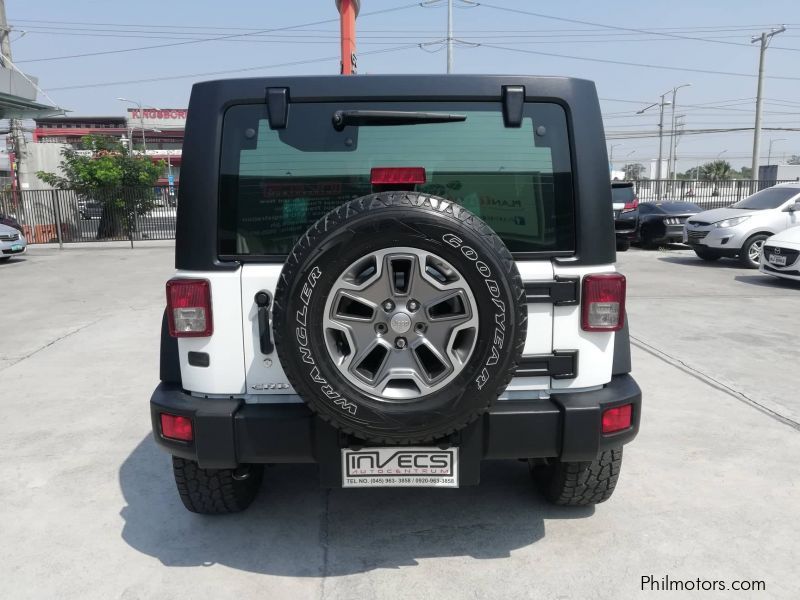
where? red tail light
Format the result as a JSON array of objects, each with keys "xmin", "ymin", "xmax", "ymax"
[
  {"xmin": 621, "ymin": 196, "xmax": 639, "ymax": 213},
  {"xmin": 160, "ymin": 413, "xmax": 194, "ymax": 441},
  {"xmin": 166, "ymin": 278, "xmax": 213, "ymax": 337},
  {"xmin": 602, "ymin": 404, "xmax": 632, "ymax": 434},
  {"xmin": 581, "ymin": 273, "xmax": 626, "ymax": 332},
  {"xmin": 370, "ymin": 167, "xmax": 426, "ymax": 185}
]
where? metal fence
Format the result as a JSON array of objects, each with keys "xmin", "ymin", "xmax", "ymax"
[
  {"xmin": 2, "ymin": 179, "xmax": 798, "ymax": 245},
  {"xmin": 631, "ymin": 178, "xmax": 797, "ymax": 209},
  {"xmin": 0, "ymin": 186, "xmax": 178, "ymax": 246}
]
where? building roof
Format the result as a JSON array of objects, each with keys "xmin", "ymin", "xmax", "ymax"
[{"xmin": 0, "ymin": 92, "xmax": 65, "ymax": 119}]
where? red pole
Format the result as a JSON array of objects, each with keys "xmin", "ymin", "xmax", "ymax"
[{"xmin": 336, "ymin": 0, "xmax": 359, "ymax": 75}]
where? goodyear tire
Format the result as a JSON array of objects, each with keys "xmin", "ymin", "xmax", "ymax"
[{"xmin": 273, "ymin": 192, "xmax": 527, "ymax": 443}]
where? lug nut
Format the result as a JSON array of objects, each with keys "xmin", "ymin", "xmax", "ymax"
[
  {"xmin": 407, "ymin": 299, "xmax": 420, "ymax": 312},
  {"xmin": 415, "ymin": 323, "xmax": 427, "ymax": 334},
  {"xmin": 382, "ymin": 300, "xmax": 395, "ymax": 312},
  {"xmin": 395, "ymin": 337, "xmax": 407, "ymax": 349},
  {"xmin": 375, "ymin": 323, "xmax": 387, "ymax": 334}
]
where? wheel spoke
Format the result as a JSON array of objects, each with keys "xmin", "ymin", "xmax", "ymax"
[{"xmin": 323, "ymin": 248, "xmax": 480, "ymax": 402}]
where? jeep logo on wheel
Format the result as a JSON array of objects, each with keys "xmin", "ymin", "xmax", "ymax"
[{"xmin": 390, "ymin": 312, "xmax": 412, "ymax": 333}]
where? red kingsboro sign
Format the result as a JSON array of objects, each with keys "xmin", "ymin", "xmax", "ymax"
[{"xmin": 128, "ymin": 109, "xmax": 187, "ymax": 120}]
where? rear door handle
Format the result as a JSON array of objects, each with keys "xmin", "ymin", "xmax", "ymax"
[{"xmin": 255, "ymin": 291, "xmax": 274, "ymax": 355}]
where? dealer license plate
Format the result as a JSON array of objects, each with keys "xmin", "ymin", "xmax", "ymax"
[
  {"xmin": 10, "ymin": 244, "xmax": 23, "ymax": 252},
  {"xmin": 342, "ymin": 446, "xmax": 459, "ymax": 488},
  {"xmin": 768, "ymin": 254, "xmax": 787, "ymax": 266}
]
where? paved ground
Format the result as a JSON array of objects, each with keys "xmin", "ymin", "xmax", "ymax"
[{"xmin": 1, "ymin": 243, "xmax": 798, "ymax": 599}]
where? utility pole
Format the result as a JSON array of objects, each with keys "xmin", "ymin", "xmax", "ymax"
[
  {"xmin": 637, "ymin": 93, "xmax": 671, "ymax": 196},
  {"xmin": 335, "ymin": 0, "xmax": 359, "ymax": 75},
  {"xmin": 666, "ymin": 84, "xmax": 690, "ymax": 182},
  {"xmin": 766, "ymin": 137, "xmax": 786, "ymax": 167},
  {"xmin": 447, "ymin": 0, "xmax": 454, "ymax": 73},
  {"xmin": 0, "ymin": 0, "xmax": 25, "ymax": 193},
  {"xmin": 751, "ymin": 26, "xmax": 785, "ymax": 184}
]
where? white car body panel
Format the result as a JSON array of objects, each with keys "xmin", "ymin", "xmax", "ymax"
[
  {"xmin": 241, "ymin": 264, "xmax": 296, "ymax": 395},
  {"xmin": 175, "ymin": 269, "xmax": 246, "ymax": 395},
  {"xmin": 176, "ymin": 259, "xmax": 618, "ymax": 398},
  {"xmin": 759, "ymin": 226, "xmax": 800, "ymax": 281},
  {"xmin": 551, "ymin": 263, "xmax": 616, "ymax": 389}
]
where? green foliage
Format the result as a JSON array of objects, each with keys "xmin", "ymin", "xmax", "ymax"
[
  {"xmin": 36, "ymin": 135, "xmax": 164, "ymax": 239},
  {"xmin": 622, "ymin": 162, "xmax": 646, "ymax": 180},
  {"xmin": 699, "ymin": 160, "xmax": 733, "ymax": 183},
  {"xmin": 37, "ymin": 135, "xmax": 163, "ymax": 190}
]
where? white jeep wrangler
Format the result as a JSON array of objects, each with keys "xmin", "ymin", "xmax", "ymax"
[{"xmin": 151, "ymin": 75, "xmax": 641, "ymax": 514}]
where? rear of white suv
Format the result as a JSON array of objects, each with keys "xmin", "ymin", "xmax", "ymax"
[{"xmin": 151, "ymin": 75, "xmax": 641, "ymax": 514}]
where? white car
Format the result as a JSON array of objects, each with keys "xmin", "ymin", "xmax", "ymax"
[
  {"xmin": 0, "ymin": 222, "xmax": 26, "ymax": 261},
  {"xmin": 760, "ymin": 226, "xmax": 800, "ymax": 282},
  {"xmin": 683, "ymin": 182, "xmax": 800, "ymax": 268}
]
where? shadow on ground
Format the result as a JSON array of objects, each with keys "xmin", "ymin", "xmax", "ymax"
[
  {"xmin": 657, "ymin": 255, "xmax": 744, "ymax": 269},
  {"xmin": 119, "ymin": 436, "xmax": 593, "ymax": 576},
  {"xmin": 734, "ymin": 274, "xmax": 800, "ymax": 290}
]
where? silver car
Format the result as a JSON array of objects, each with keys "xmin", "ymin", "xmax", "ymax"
[
  {"xmin": 683, "ymin": 182, "xmax": 800, "ymax": 268},
  {"xmin": 0, "ymin": 222, "xmax": 27, "ymax": 261}
]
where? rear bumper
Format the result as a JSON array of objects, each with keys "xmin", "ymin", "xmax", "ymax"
[{"xmin": 150, "ymin": 375, "xmax": 642, "ymax": 486}]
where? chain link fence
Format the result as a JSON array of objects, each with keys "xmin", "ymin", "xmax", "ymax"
[{"xmin": 0, "ymin": 186, "xmax": 178, "ymax": 246}]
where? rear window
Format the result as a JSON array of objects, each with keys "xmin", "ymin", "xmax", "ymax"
[
  {"xmin": 611, "ymin": 186, "xmax": 635, "ymax": 204},
  {"xmin": 218, "ymin": 101, "xmax": 574, "ymax": 257}
]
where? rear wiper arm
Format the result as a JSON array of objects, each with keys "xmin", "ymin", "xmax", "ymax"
[{"xmin": 332, "ymin": 110, "xmax": 466, "ymax": 131}]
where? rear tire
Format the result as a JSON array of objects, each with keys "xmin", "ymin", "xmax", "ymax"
[
  {"xmin": 616, "ymin": 240, "xmax": 630, "ymax": 252},
  {"xmin": 172, "ymin": 457, "xmax": 263, "ymax": 514},
  {"xmin": 693, "ymin": 247, "xmax": 720, "ymax": 261},
  {"xmin": 531, "ymin": 448, "xmax": 623, "ymax": 506},
  {"xmin": 738, "ymin": 234, "xmax": 768, "ymax": 269}
]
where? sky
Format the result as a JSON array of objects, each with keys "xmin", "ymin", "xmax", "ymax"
[{"xmin": 7, "ymin": 0, "xmax": 800, "ymax": 172}]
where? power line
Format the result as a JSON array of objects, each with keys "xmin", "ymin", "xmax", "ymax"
[
  {"xmin": 44, "ymin": 44, "xmax": 421, "ymax": 92},
  {"xmin": 475, "ymin": 3, "xmax": 798, "ymax": 52},
  {"xmin": 15, "ymin": 2, "xmax": 420, "ymax": 63},
  {"xmin": 471, "ymin": 42, "xmax": 800, "ymax": 81}
]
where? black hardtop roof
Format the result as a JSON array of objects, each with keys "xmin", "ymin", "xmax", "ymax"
[
  {"xmin": 191, "ymin": 74, "xmax": 596, "ymax": 103},
  {"xmin": 176, "ymin": 73, "xmax": 616, "ymax": 270}
]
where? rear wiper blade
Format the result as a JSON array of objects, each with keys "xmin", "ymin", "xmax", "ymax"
[{"xmin": 332, "ymin": 110, "xmax": 466, "ymax": 131}]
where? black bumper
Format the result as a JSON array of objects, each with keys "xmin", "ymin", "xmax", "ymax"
[{"xmin": 150, "ymin": 375, "xmax": 641, "ymax": 486}]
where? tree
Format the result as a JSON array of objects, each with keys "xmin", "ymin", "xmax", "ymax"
[
  {"xmin": 788, "ymin": 155, "xmax": 800, "ymax": 165},
  {"xmin": 699, "ymin": 160, "xmax": 733, "ymax": 196},
  {"xmin": 738, "ymin": 166, "xmax": 753, "ymax": 179},
  {"xmin": 37, "ymin": 135, "xmax": 163, "ymax": 239},
  {"xmin": 622, "ymin": 162, "xmax": 646, "ymax": 180}
]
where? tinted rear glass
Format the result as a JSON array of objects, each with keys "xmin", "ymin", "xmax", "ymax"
[
  {"xmin": 611, "ymin": 186, "xmax": 635, "ymax": 204},
  {"xmin": 218, "ymin": 102, "xmax": 574, "ymax": 256},
  {"xmin": 730, "ymin": 187, "xmax": 799, "ymax": 210}
]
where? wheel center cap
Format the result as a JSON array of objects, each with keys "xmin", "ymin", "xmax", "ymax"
[{"xmin": 389, "ymin": 312, "xmax": 412, "ymax": 334}]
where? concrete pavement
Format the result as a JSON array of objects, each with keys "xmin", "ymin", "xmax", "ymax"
[{"xmin": 0, "ymin": 244, "xmax": 797, "ymax": 599}]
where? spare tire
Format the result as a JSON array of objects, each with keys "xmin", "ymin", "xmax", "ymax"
[{"xmin": 273, "ymin": 192, "xmax": 527, "ymax": 443}]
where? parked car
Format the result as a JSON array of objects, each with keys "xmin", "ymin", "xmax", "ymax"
[
  {"xmin": 612, "ymin": 181, "xmax": 638, "ymax": 251},
  {"xmin": 759, "ymin": 226, "xmax": 800, "ymax": 282},
  {"xmin": 684, "ymin": 182, "xmax": 800, "ymax": 268},
  {"xmin": 80, "ymin": 201, "xmax": 104, "ymax": 220},
  {"xmin": 0, "ymin": 213, "xmax": 23, "ymax": 233},
  {"xmin": 0, "ymin": 222, "xmax": 27, "ymax": 261},
  {"xmin": 150, "ymin": 74, "xmax": 641, "ymax": 514},
  {"xmin": 632, "ymin": 202, "xmax": 701, "ymax": 248}
]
